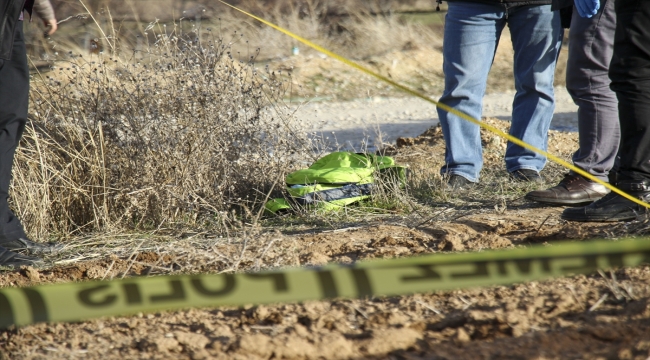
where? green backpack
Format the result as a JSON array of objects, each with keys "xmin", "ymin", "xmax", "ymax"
[{"xmin": 265, "ymin": 151, "xmax": 406, "ymax": 214}]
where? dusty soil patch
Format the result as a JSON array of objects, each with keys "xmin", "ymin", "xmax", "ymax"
[
  {"xmin": 3, "ymin": 116, "xmax": 650, "ymax": 359},
  {"xmin": 0, "ymin": 15, "xmax": 640, "ymax": 357}
]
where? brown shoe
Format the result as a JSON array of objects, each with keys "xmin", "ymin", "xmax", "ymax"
[{"xmin": 525, "ymin": 174, "xmax": 609, "ymax": 205}]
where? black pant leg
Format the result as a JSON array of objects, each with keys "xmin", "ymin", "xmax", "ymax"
[
  {"xmin": 609, "ymin": 0, "xmax": 650, "ymax": 181},
  {"xmin": 0, "ymin": 22, "xmax": 28, "ymax": 241}
]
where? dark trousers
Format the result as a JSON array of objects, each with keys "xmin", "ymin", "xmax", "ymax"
[
  {"xmin": 609, "ymin": 0, "xmax": 650, "ymax": 182},
  {"xmin": 567, "ymin": 0, "xmax": 618, "ymax": 182},
  {"xmin": 0, "ymin": 22, "xmax": 28, "ymax": 242}
]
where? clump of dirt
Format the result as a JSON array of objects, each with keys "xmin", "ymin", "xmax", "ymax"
[
  {"xmin": 0, "ymin": 253, "xmax": 180, "ymax": 288},
  {"xmin": 297, "ymin": 225, "xmax": 437, "ymax": 265}
]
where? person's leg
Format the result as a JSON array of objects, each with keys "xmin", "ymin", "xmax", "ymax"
[
  {"xmin": 567, "ymin": 0, "xmax": 619, "ymax": 182},
  {"xmin": 437, "ymin": 2, "xmax": 506, "ymax": 183},
  {"xmin": 505, "ymin": 5, "xmax": 562, "ymax": 175},
  {"xmin": 563, "ymin": 0, "xmax": 650, "ymax": 221},
  {"xmin": 0, "ymin": 23, "xmax": 60, "ymax": 255},
  {"xmin": 525, "ymin": 0, "xmax": 617, "ymax": 205},
  {"xmin": 610, "ymin": 2, "xmax": 650, "ymax": 182},
  {"xmin": 0, "ymin": 22, "xmax": 29, "ymax": 244}
]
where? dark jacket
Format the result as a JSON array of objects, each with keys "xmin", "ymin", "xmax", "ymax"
[
  {"xmin": 446, "ymin": 0, "xmax": 553, "ymax": 5},
  {"xmin": 0, "ymin": 0, "xmax": 54, "ymax": 60},
  {"xmin": 551, "ymin": 0, "xmax": 573, "ymax": 28},
  {"xmin": 0, "ymin": 0, "xmax": 27, "ymax": 60},
  {"xmin": 552, "ymin": 0, "xmax": 573, "ymax": 10}
]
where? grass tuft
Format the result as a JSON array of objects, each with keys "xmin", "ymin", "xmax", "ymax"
[{"xmin": 19, "ymin": 23, "xmax": 317, "ymax": 240}]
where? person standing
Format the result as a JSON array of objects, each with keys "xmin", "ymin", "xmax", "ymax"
[
  {"xmin": 526, "ymin": 0, "xmax": 619, "ymax": 205},
  {"xmin": 0, "ymin": 0, "xmax": 60, "ymax": 267},
  {"xmin": 438, "ymin": 0, "xmax": 563, "ymax": 189},
  {"xmin": 562, "ymin": 0, "xmax": 650, "ymax": 222}
]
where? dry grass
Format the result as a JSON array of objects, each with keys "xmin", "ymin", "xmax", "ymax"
[
  {"xmin": 27, "ymin": 0, "xmax": 442, "ymax": 62},
  {"xmin": 18, "ymin": 20, "xmax": 322, "ymax": 241},
  {"xmin": 14, "ymin": 0, "xmax": 449, "ymax": 243},
  {"xmin": 15, "ymin": 0, "xmax": 572, "ymax": 252}
]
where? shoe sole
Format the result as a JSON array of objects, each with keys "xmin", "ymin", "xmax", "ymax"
[
  {"xmin": 6, "ymin": 244, "xmax": 64, "ymax": 256},
  {"xmin": 0, "ymin": 259, "xmax": 44, "ymax": 269},
  {"xmin": 561, "ymin": 212, "xmax": 640, "ymax": 222},
  {"xmin": 509, "ymin": 173, "xmax": 544, "ymax": 183},
  {"xmin": 525, "ymin": 194, "xmax": 602, "ymax": 206}
]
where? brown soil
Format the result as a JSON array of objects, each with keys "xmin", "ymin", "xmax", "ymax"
[
  {"xmin": 278, "ymin": 28, "xmax": 568, "ymax": 100},
  {"xmin": 0, "ymin": 19, "xmax": 638, "ymax": 359},
  {"xmin": 2, "ymin": 114, "xmax": 650, "ymax": 359}
]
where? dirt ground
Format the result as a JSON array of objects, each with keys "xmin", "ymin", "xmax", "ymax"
[
  {"xmin": 2, "ymin": 32, "xmax": 650, "ymax": 359},
  {"xmin": 2, "ymin": 116, "xmax": 650, "ymax": 360}
]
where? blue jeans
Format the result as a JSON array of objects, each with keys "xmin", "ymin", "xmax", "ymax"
[{"xmin": 437, "ymin": 2, "xmax": 562, "ymax": 182}]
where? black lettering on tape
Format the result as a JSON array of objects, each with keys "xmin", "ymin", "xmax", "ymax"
[
  {"xmin": 0, "ymin": 292, "xmax": 14, "ymax": 329},
  {"xmin": 496, "ymin": 258, "xmax": 551, "ymax": 276},
  {"xmin": 190, "ymin": 274, "xmax": 236, "ymax": 297},
  {"xmin": 246, "ymin": 273, "xmax": 288, "ymax": 292},
  {"xmin": 450, "ymin": 262, "xmax": 489, "ymax": 279},
  {"xmin": 150, "ymin": 280, "xmax": 185, "ymax": 303},
  {"xmin": 22, "ymin": 288, "xmax": 48, "ymax": 323},
  {"xmin": 316, "ymin": 270, "xmax": 338, "ymax": 298},
  {"xmin": 560, "ymin": 255, "xmax": 598, "ymax": 273},
  {"xmin": 401, "ymin": 265, "xmax": 442, "ymax": 282},
  {"xmin": 497, "ymin": 260, "xmax": 528, "ymax": 275},
  {"xmin": 351, "ymin": 269, "xmax": 373, "ymax": 297},
  {"xmin": 78, "ymin": 284, "xmax": 118, "ymax": 308},
  {"xmin": 625, "ymin": 251, "xmax": 650, "ymax": 267},
  {"xmin": 122, "ymin": 283, "xmax": 142, "ymax": 305},
  {"xmin": 639, "ymin": 251, "xmax": 650, "ymax": 264},
  {"xmin": 606, "ymin": 253, "xmax": 624, "ymax": 268}
]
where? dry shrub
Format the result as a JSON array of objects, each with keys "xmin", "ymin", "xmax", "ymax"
[
  {"xmin": 223, "ymin": 0, "xmax": 440, "ymax": 60},
  {"xmin": 36, "ymin": 1, "xmax": 441, "ymax": 62},
  {"xmin": 16, "ymin": 1, "xmax": 447, "ymax": 240},
  {"xmin": 49, "ymin": 0, "xmax": 440, "ymax": 23},
  {"xmin": 16, "ymin": 25, "xmax": 317, "ymax": 239}
]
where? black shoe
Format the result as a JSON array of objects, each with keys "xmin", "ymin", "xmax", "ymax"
[
  {"xmin": 0, "ymin": 245, "xmax": 43, "ymax": 269},
  {"xmin": 561, "ymin": 180, "xmax": 650, "ymax": 222},
  {"xmin": 446, "ymin": 174, "xmax": 477, "ymax": 190},
  {"xmin": 0, "ymin": 237, "xmax": 63, "ymax": 255},
  {"xmin": 525, "ymin": 174, "xmax": 609, "ymax": 205},
  {"xmin": 510, "ymin": 169, "xmax": 543, "ymax": 183}
]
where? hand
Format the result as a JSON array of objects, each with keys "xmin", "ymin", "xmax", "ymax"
[
  {"xmin": 575, "ymin": 0, "xmax": 600, "ymax": 18},
  {"xmin": 43, "ymin": 18, "xmax": 57, "ymax": 36}
]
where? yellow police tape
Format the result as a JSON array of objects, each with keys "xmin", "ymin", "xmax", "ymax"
[
  {"xmin": 217, "ymin": 0, "xmax": 650, "ymax": 210},
  {"xmin": 1, "ymin": 238, "xmax": 649, "ymax": 329}
]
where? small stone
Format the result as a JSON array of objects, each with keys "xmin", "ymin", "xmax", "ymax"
[
  {"xmin": 21, "ymin": 266, "xmax": 40, "ymax": 281},
  {"xmin": 154, "ymin": 337, "xmax": 181, "ymax": 352},
  {"xmin": 174, "ymin": 331, "xmax": 210, "ymax": 349},
  {"xmin": 456, "ymin": 328, "xmax": 471, "ymax": 343}
]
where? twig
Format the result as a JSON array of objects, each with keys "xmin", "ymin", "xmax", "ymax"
[
  {"xmin": 56, "ymin": 13, "xmax": 89, "ymax": 24},
  {"xmin": 536, "ymin": 214, "xmax": 553, "ymax": 233},
  {"xmin": 321, "ymin": 226, "xmax": 363, "ymax": 233},
  {"xmin": 459, "ymin": 296, "xmax": 475, "ymax": 310},
  {"xmin": 415, "ymin": 207, "xmax": 453, "ymax": 227},
  {"xmin": 346, "ymin": 304, "xmax": 369, "ymax": 319},
  {"xmin": 415, "ymin": 300, "xmax": 442, "ymax": 315},
  {"xmin": 120, "ymin": 239, "xmax": 146, "ymax": 279},
  {"xmin": 78, "ymin": 0, "xmax": 115, "ymax": 52},
  {"xmin": 588, "ymin": 294, "xmax": 608, "ymax": 312},
  {"xmin": 254, "ymin": 238, "xmax": 277, "ymax": 272}
]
